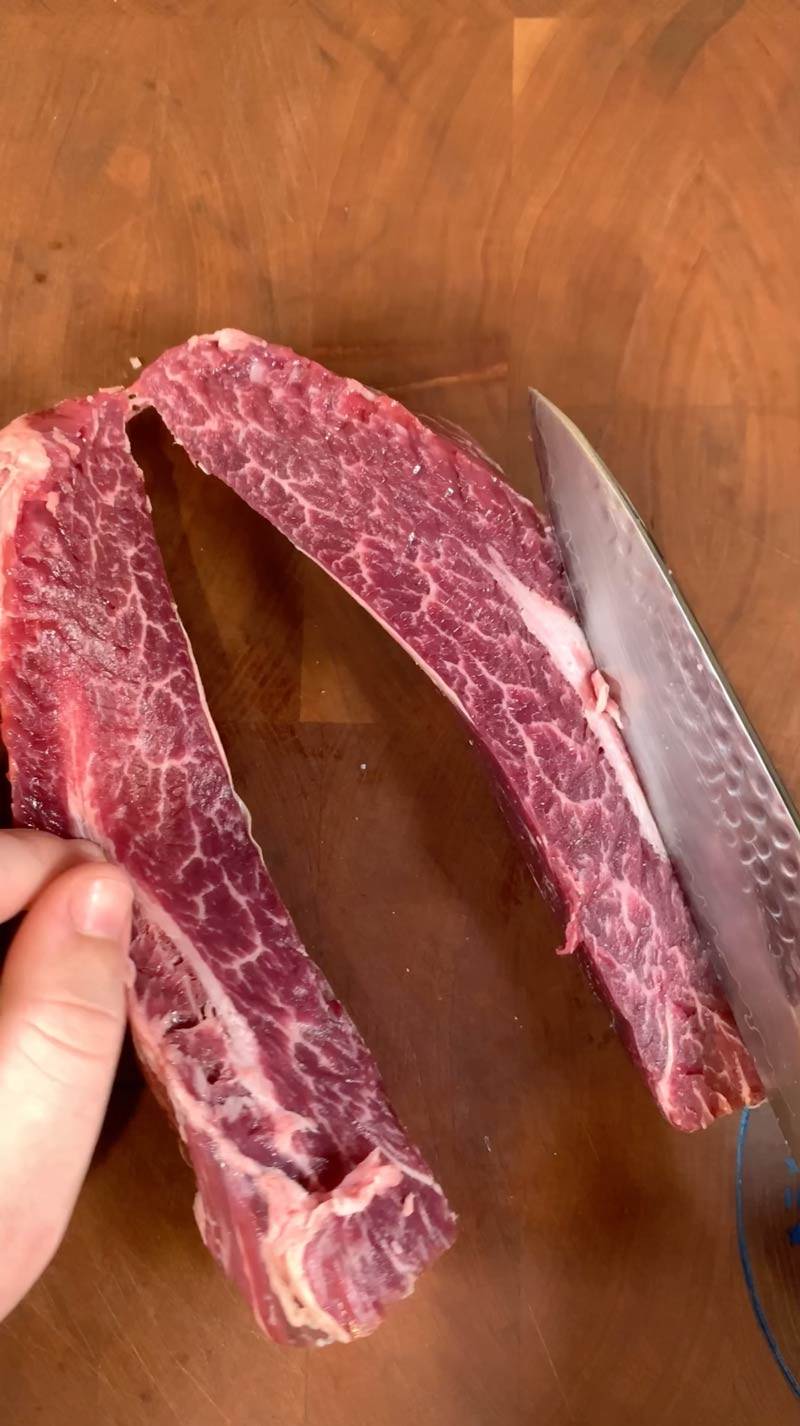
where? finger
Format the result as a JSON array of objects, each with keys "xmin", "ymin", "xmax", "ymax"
[
  {"xmin": 0, "ymin": 861, "xmax": 132, "ymax": 1320},
  {"xmin": 0, "ymin": 828, "xmax": 105, "ymax": 922}
]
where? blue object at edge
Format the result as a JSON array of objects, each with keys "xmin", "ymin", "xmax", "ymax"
[{"xmin": 736, "ymin": 1108, "xmax": 800, "ymax": 1400}]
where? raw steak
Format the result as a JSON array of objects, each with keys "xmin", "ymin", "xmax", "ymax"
[
  {"xmin": 135, "ymin": 330, "xmax": 764, "ymax": 1130},
  {"xmin": 0, "ymin": 393, "xmax": 456, "ymax": 1345}
]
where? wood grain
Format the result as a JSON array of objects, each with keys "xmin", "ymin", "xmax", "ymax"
[{"xmin": 1, "ymin": 1, "xmax": 799, "ymax": 1422}]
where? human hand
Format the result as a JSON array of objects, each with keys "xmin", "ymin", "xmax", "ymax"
[{"xmin": 0, "ymin": 829, "xmax": 132, "ymax": 1322}]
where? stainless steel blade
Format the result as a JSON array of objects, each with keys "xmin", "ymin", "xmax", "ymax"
[{"xmin": 531, "ymin": 391, "xmax": 800, "ymax": 1152}]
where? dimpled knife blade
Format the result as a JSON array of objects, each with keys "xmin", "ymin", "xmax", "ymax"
[{"xmin": 531, "ymin": 391, "xmax": 800, "ymax": 1152}]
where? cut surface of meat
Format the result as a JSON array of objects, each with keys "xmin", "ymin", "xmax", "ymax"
[
  {"xmin": 135, "ymin": 330, "xmax": 764, "ymax": 1130},
  {"xmin": 0, "ymin": 393, "xmax": 456, "ymax": 1346}
]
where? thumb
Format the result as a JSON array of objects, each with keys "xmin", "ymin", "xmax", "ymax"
[{"xmin": 0, "ymin": 861, "xmax": 132, "ymax": 1320}]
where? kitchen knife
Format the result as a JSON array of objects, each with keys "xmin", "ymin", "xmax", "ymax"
[{"xmin": 531, "ymin": 392, "xmax": 800, "ymax": 1153}]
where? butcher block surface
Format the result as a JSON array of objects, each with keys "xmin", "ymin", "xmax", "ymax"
[{"xmin": 0, "ymin": 1, "xmax": 798, "ymax": 1423}]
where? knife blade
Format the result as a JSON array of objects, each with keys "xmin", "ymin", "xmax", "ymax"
[{"xmin": 531, "ymin": 391, "xmax": 800, "ymax": 1153}]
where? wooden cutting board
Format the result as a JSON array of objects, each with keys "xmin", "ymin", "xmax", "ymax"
[{"xmin": 1, "ymin": 1, "xmax": 798, "ymax": 1422}]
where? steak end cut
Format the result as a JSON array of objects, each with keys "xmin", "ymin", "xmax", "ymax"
[
  {"xmin": 134, "ymin": 330, "xmax": 764, "ymax": 1132},
  {"xmin": 0, "ymin": 393, "xmax": 456, "ymax": 1346}
]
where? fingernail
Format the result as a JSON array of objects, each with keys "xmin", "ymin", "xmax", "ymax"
[{"xmin": 70, "ymin": 873, "xmax": 133, "ymax": 940}]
